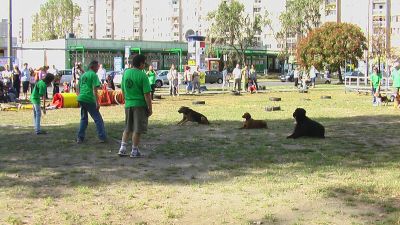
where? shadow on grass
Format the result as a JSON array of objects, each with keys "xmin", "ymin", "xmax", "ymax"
[{"xmin": 0, "ymin": 115, "xmax": 399, "ymax": 204}]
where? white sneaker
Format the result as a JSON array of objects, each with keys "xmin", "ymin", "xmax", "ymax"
[
  {"xmin": 118, "ymin": 146, "xmax": 129, "ymax": 157},
  {"xmin": 130, "ymin": 148, "xmax": 144, "ymax": 158}
]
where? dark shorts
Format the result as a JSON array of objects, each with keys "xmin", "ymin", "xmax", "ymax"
[
  {"xmin": 125, "ymin": 107, "xmax": 149, "ymax": 133},
  {"xmin": 22, "ymin": 81, "xmax": 30, "ymax": 93}
]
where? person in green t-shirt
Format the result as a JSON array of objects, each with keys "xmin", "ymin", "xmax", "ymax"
[
  {"xmin": 118, "ymin": 54, "xmax": 153, "ymax": 158},
  {"xmin": 30, "ymin": 73, "xmax": 55, "ymax": 135},
  {"xmin": 391, "ymin": 62, "xmax": 400, "ymax": 96},
  {"xmin": 370, "ymin": 67, "xmax": 382, "ymax": 105},
  {"xmin": 146, "ymin": 65, "xmax": 157, "ymax": 100},
  {"xmin": 76, "ymin": 60, "xmax": 107, "ymax": 143}
]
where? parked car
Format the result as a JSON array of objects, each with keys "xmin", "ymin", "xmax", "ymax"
[
  {"xmin": 59, "ymin": 69, "xmax": 73, "ymax": 84},
  {"xmin": 205, "ymin": 70, "xmax": 223, "ymax": 84},
  {"xmin": 280, "ymin": 70, "xmax": 294, "ymax": 82},
  {"xmin": 155, "ymin": 70, "xmax": 169, "ymax": 88},
  {"xmin": 344, "ymin": 71, "xmax": 366, "ymax": 78},
  {"xmin": 109, "ymin": 71, "xmax": 123, "ymax": 88}
]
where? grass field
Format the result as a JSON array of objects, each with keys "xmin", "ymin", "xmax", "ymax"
[{"xmin": 1, "ymin": 85, "xmax": 400, "ymax": 225}]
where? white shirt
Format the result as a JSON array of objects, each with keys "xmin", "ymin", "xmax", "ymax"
[
  {"xmin": 294, "ymin": 70, "xmax": 299, "ymax": 78},
  {"xmin": 233, "ymin": 68, "xmax": 241, "ymax": 79}
]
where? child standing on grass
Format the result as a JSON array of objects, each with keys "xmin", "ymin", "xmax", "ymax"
[
  {"xmin": 30, "ymin": 73, "xmax": 55, "ymax": 135},
  {"xmin": 370, "ymin": 67, "xmax": 382, "ymax": 106},
  {"xmin": 118, "ymin": 54, "xmax": 153, "ymax": 158}
]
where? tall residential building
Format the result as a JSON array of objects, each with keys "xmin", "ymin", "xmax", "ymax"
[
  {"xmin": 391, "ymin": 1, "xmax": 400, "ymax": 52},
  {"xmin": 18, "ymin": 18, "xmax": 24, "ymax": 44},
  {"xmin": 133, "ymin": 0, "xmax": 142, "ymax": 40},
  {"xmin": 88, "ymin": 0, "xmax": 96, "ymax": 39},
  {"xmin": 105, "ymin": 0, "xmax": 114, "ymax": 39},
  {"xmin": 324, "ymin": 0, "xmax": 341, "ymax": 23}
]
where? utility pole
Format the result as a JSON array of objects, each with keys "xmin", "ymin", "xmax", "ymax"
[
  {"xmin": 366, "ymin": 0, "xmax": 371, "ymax": 80},
  {"xmin": 7, "ymin": 0, "xmax": 13, "ymax": 68}
]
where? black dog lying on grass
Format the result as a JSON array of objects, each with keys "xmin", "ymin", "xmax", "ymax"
[
  {"xmin": 287, "ymin": 108, "xmax": 325, "ymax": 139},
  {"xmin": 177, "ymin": 106, "xmax": 210, "ymax": 125}
]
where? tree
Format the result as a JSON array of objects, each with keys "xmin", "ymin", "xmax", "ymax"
[
  {"xmin": 207, "ymin": 0, "xmax": 268, "ymax": 65},
  {"xmin": 279, "ymin": 0, "xmax": 323, "ymax": 37},
  {"xmin": 296, "ymin": 22, "xmax": 367, "ymax": 83},
  {"xmin": 278, "ymin": 0, "xmax": 323, "ymax": 54},
  {"xmin": 31, "ymin": 0, "xmax": 81, "ymax": 41}
]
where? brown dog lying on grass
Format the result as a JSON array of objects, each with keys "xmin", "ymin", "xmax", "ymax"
[
  {"xmin": 240, "ymin": 112, "xmax": 268, "ymax": 129},
  {"xmin": 177, "ymin": 106, "xmax": 210, "ymax": 125}
]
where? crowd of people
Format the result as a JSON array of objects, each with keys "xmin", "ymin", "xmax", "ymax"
[{"xmin": 0, "ymin": 64, "xmax": 60, "ymax": 103}]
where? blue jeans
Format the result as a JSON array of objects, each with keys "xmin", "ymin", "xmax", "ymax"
[
  {"xmin": 33, "ymin": 104, "xmax": 41, "ymax": 133},
  {"xmin": 77, "ymin": 101, "xmax": 107, "ymax": 141},
  {"xmin": 372, "ymin": 87, "xmax": 377, "ymax": 103}
]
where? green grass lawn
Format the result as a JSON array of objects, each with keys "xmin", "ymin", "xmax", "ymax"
[{"xmin": 1, "ymin": 85, "xmax": 400, "ymax": 225}]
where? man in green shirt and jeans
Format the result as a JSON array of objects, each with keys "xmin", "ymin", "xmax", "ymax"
[
  {"xmin": 76, "ymin": 60, "xmax": 107, "ymax": 143},
  {"xmin": 30, "ymin": 73, "xmax": 54, "ymax": 135},
  {"xmin": 391, "ymin": 62, "xmax": 400, "ymax": 97},
  {"xmin": 118, "ymin": 54, "xmax": 153, "ymax": 158},
  {"xmin": 370, "ymin": 67, "xmax": 382, "ymax": 106}
]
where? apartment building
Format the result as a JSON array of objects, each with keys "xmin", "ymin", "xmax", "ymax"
[{"xmin": 83, "ymin": 0, "xmax": 399, "ymax": 53}]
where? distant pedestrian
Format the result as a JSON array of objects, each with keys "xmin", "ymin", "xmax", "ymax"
[
  {"xmin": 12, "ymin": 65, "xmax": 21, "ymax": 99},
  {"xmin": 118, "ymin": 54, "xmax": 153, "ymax": 158},
  {"xmin": 233, "ymin": 64, "xmax": 242, "ymax": 93},
  {"xmin": 76, "ymin": 60, "xmax": 107, "ymax": 143},
  {"xmin": 21, "ymin": 63, "xmax": 30, "ymax": 100},
  {"xmin": 30, "ymin": 73, "xmax": 55, "ymax": 135},
  {"xmin": 146, "ymin": 65, "xmax": 157, "ymax": 100},
  {"xmin": 168, "ymin": 64, "xmax": 178, "ymax": 96},
  {"xmin": 184, "ymin": 66, "xmax": 192, "ymax": 94},
  {"xmin": 293, "ymin": 67, "xmax": 299, "ymax": 87},
  {"xmin": 97, "ymin": 64, "xmax": 107, "ymax": 84},
  {"xmin": 249, "ymin": 64, "xmax": 258, "ymax": 92},
  {"xmin": 309, "ymin": 65, "xmax": 318, "ymax": 88},
  {"xmin": 371, "ymin": 67, "xmax": 382, "ymax": 106},
  {"xmin": 324, "ymin": 69, "xmax": 331, "ymax": 84},
  {"xmin": 2, "ymin": 65, "xmax": 12, "ymax": 87},
  {"xmin": 73, "ymin": 62, "xmax": 84, "ymax": 92},
  {"xmin": 241, "ymin": 65, "xmax": 249, "ymax": 92},
  {"xmin": 221, "ymin": 65, "xmax": 228, "ymax": 91},
  {"xmin": 391, "ymin": 61, "xmax": 400, "ymax": 97},
  {"xmin": 29, "ymin": 68, "xmax": 36, "ymax": 93},
  {"xmin": 192, "ymin": 66, "xmax": 201, "ymax": 94}
]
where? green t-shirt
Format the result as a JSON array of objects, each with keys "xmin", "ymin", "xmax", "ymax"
[
  {"xmin": 371, "ymin": 73, "xmax": 382, "ymax": 88},
  {"xmin": 147, "ymin": 71, "xmax": 156, "ymax": 85},
  {"xmin": 392, "ymin": 68, "xmax": 400, "ymax": 88},
  {"xmin": 30, "ymin": 80, "xmax": 47, "ymax": 105},
  {"xmin": 122, "ymin": 68, "xmax": 152, "ymax": 108},
  {"xmin": 77, "ymin": 70, "xmax": 101, "ymax": 104}
]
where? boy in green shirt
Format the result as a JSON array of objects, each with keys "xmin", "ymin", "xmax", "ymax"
[
  {"xmin": 118, "ymin": 54, "xmax": 153, "ymax": 158},
  {"xmin": 76, "ymin": 60, "xmax": 107, "ymax": 143},
  {"xmin": 30, "ymin": 73, "xmax": 55, "ymax": 135},
  {"xmin": 370, "ymin": 67, "xmax": 382, "ymax": 106},
  {"xmin": 146, "ymin": 65, "xmax": 157, "ymax": 100},
  {"xmin": 391, "ymin": 62, "xmax": 400, "ymax": 96}
]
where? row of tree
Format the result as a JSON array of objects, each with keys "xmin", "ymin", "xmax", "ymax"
[
  {"xmin": 32, "ymin": 0, "xmax": 81, "ymax": 41},
  {"xmin": 207, "ymin": 0, "xmax": 370, "ymax": 82}
]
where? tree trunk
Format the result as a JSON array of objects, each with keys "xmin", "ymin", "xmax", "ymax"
[{"xmin": 338, "ymin": 68, "xmax": 343, "ymax": 84}]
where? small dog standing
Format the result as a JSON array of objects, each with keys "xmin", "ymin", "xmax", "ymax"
[
  {"xmin": 240, "ymin": 112, "xmax": 267, "ymax": 129},
  {"xmin": 177, "ymin": 106, "xmax": 210, "ymax": 125},
  {"xmin": 376, "ymin": 93, "xmax": 389, "ymax": 106},
  {"xmin": 287, "ymin": 108, "xmax": 325, "ymax": 139}
]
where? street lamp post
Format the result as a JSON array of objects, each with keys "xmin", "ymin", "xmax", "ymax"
[{"xmin": 8, "ymin": 0, "xmax": 13, "ymax": 68}]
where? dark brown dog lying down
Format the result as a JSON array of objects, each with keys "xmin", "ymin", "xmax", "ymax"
[
  {"xmin": 178, "ymin": 106, "xmax": 210, "ymax": 125},
  {"xmin": 287, "ymin": 108, "xmax": 325, "ymax": 139},
  {"xmin": 240, "ymin": 112, "xmax": 268, "ymax": 129}
]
